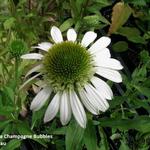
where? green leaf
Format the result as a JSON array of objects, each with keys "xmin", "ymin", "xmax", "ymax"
[
  {"xmin": 3, "ymin": 17, "xmax": 16, "ymax": 30},
  {"xmin": 0, "ymin": 123, "xmax": 13, "ymax": 142},
  {"xmin": 94, "ymin": 0, "xmax": 111, "ymax": 7},
  {"xmin": 140, "ymin": 50, "xmax": 150, "ymax": 64},
  {"xmin": 132, "ymin": 99, "xmax": 150, "ymax": 110},
  {"xmin": 3, "ymin": 86, "xmax": 14, "ymax": 102},
  {"xmin": 2, "ymin": 139, "xmax": 21, "ymax": 150},
  {"xmin": 112, "ymin": 41, "xmax": 128, "ymax": 52},
  {"xmin": 16, "ymin": 121, "xmax": 48, "ymax": 148},
  {"xmin": 116, "ymin": 27, "xmax": 146, "ymax": 44},
  {"xmin": 108, "ymin": 2, "xmax": 132, "ymax": 35},
  {"xmin": 0, "ymin": 106, "xmax": 15, "ymax": 116},
  {"xmin": 98, "ymin": 12, "xmax": 110, "ymax": 24},
  {"xmin": 16, "ymin": 121, "xmax": 33, "ymax": 135},
  {"xmin": 0, "ymin": 120, "xmax": 11, "ymax": 130},
  {"xmin": 134, "ymin": 86, "xmax": 150, "ymax": 98},
  {"xmin": 59, "ymin": 18, "xmax": 74, "ymax": 32},
  {"xmin": 83, "ymin": 15, "xmax": 101, "ymax": 27},
  {"xmin": 99, "ymin": 116, "xmax": 150, "ymax": 133},
  {"xmin": 31, "ymin": 105, "xmax": 47, "ymax": 128},
  {"xmin": 124, "ymin": 0, "xmax": 147, "ymax": 6},
  {"xmin": 76, "ymin": 0, "xmax": 86, "ymax": 14},
  {"xmin": 109, "ymin": 96, "xmax": 126, "ymax": 109},
  {"xmin": 52, "ymin": 126, "xmax": 66, "ymax": 135},
  {"xmin": 83, "ymin": 120, "xmax": 97, "ymax": 150},
  {"xmin": 132, "ymin": 66, "xmax": 147, "ymax": 78},
  {"xmin": 66, "ymin": 120, "xmax": 85, "ymax": 150},
  {"xmin": 98, "ymin": 127, "xmax": 109, "ymax": 150},
  {"xmin": 119, "ymin": 140, "xmax": 130, "ymax": 150},
  {"xmin": 70, "ymin": 0, "xmax": 79, "ymax": 17}
]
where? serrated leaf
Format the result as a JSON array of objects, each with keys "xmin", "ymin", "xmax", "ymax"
[
  {"xmin": 108, "ymin": 2, "xmax": 132, "ymax": 35},
  {"xmin": 83, "ymin": 120, "xmax": 97, "ymax": 150},
  {"xmin": 66, "ymin": 120, "xmax": 85, "ymax": 150}
]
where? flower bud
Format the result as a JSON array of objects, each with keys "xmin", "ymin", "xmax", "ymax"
[{"xmin": 9, "ymin": 39, "xmax": 27, "ymax": 58}]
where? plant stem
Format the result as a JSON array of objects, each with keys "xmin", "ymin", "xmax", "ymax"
[
  {"xmin": 14, "ymin": 57, "xmax": 20, "ymax": 104},
  {"xmin": 15, "ymin": 58, "xmax": 19, "ymax": 87}
]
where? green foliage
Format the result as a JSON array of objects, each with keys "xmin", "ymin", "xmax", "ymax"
[
  {"xmin": 99, "ymin": 116, "xmax": 150, "ymax": 133},
  {"xmin": 116, "ymin": 27, "xmax": 146, "ymax": 44},
  {"xmin": 1, "ymin": 139, "xmax": 21, "ymax": 150},
  {"xmin": 65, "ymin": 120, "xmax": 84, "ymax": 150},
  {"xmin": 0, "ymin": 0, "xmax": 150, "ymax": 149},
  {"xmin": 83, "ymin": 120, "xmax": 97, "ymax": 150},
  {"xmin": 112, "ymin": 41, "xmax": 128, "ymax": 52}
]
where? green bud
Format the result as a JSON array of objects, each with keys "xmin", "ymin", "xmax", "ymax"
[{"xmin": 9, "ymin": 39, "xmax": 28, "ymax": 58}]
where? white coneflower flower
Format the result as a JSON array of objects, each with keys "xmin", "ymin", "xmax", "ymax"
[{"xmin": 21, "ymin": 26, "xmax": 123, "ymax": 128}]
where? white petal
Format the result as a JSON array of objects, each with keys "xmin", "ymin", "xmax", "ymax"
[
  {"xmin": 96, "ymin": 67, "xmax": 122, "ymax": 83},
  {"xmin": 25, "ymin": 64, "xmax": 43, "ymax": 77},
  {"xmin": 95, "ymin": 58, "xmax": 123, "ymax": 70},
  {"xmin": 89, "ymin": 36, "xmax": 111, "ymax": 53},
  {"xmin": 30, "ymin": 86, "xmax": 52, "ymax": 111},
  {"xmin": 32, "ymin": 42, "xmax": 52, "ymax": 51},
  {"xmin": 81, "ymin": 31, "xmax": 97, "ymax": 47},
  {"xmin": 91, "ymin": 76, "xmax": 113, "ymax": 100},
  {"xmin": 67, "ymin": 29, "xmax": 77, "ymax": 42},
  {"xmin": 21, "ymin": 53, "xmax": 43, "ymax": 60},
  {"xmin": 44, "ymin": 92, "xmax": 61, "ymax": 123},
  {"xmin": 85, "ymin": 84, "xmax": 109, "ymax": 111},
  {"xmin": 69, "ymin": 90, "xmax": 87, "ymax": 128},
  {"xmin": 50, "ymin": 26, "xmax": 63, "ymax": 43},
  {"xmin": 19, "ymin": 73, "xmax": 42, "ymax": 90},
  {"xmin": 79, "ymin": 90, "xmax": 99, "ymax": 115},
  {"xmin": 60, "ymin": 91, "xmax": 71, "ymax": 125},
  {"xmin": 93, "ymin": 48, "xmax": 111, "ymax": 58}
]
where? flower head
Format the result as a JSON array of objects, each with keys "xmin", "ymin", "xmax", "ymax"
[{"xmin": 21, "ymin": 26, "xmax": 123, "ymax": 128}]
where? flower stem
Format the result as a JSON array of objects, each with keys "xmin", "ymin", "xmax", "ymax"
[
  {"xmin": 14, "ymin": 57, "xmax": 20, "ymax": 104},
  {"xmin": 15, "ymin": 58, "xmax": 19, "ymax": 88}
]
